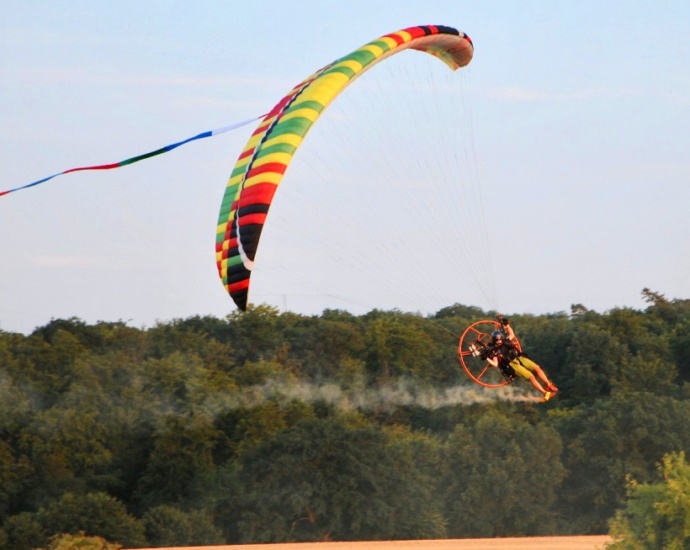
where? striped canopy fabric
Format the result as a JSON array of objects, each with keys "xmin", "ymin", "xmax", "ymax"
[{"xmin": 216, "ymin": 25, "xmax": 474, "ymax": 310}]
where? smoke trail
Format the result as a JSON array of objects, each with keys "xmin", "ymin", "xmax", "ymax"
[{"xmin": 206, "ymin": 378, "xmax": 541, "ymax": 414}]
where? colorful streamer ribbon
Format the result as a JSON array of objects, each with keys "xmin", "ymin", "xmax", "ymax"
[{"xmin": 0, "ymin": 115, "xmax": 265, "ymax": 198}]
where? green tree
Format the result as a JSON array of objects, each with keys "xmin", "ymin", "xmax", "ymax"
[
  {"xmin": 641, "ymin": 288, "xmax": 690, "ymax": 326},
  {"xmin": 229, "ymin": 415, "xmax": 444, "ymax": 542},
  {"xmin": 132, "ymin": 415, "xmax": 219, "ymax": 510},
  {"xmin": 45, "ymin": 532, "xmax": 121, "ymax": 550},
  {"xmin": 281, "ymin": 316, "xmax": 365, "ymax": 381},
  {"xmin": 0, "ymin": 332, "xmax": 22, "ymax": 382},
  {"xmin": 213, "ymin": 398, "xmax": 315, "ymax": 462},
  {"xmin": 2, "ymin": 301, "xmax": 690, "ymax": 544},
  {"xmin": 36, "ymin": 492, "xmax": 146, "ymax": 548},
  {"xmin": 142, "ymin": 505, "xmax": 223, "ymax": 546},
  {"xmin": 440, "ymin": 407, "xmax": 565, "ymax": 537},
  {"xmin": 0, "ymin": 439, "xmax": 33, "ymax": 518},
  {"xmin": 363, "ymin": 312, "xmax": 438, "ymax": 382},
  {"xmin": 382, "ymin": 427, "xmax": 446, "ymax": 539},
  {"xmin": 554, "ymin": 395, "xmax": 690, "ymax": 533},
  {"xmin": 611, "ymin": 355, "xmax": 678, "ymax": 396},
  {"xmin": 607, "ymin": 452, "xmax": 690, "ymax": 549},
  {"xmin": 432, "ymin": 303, "xmax": 486, "ymax": 323},
  {"xmin": 1, "ymin": 512, "xmax": 46, "ymax": 550},
  {"xmin": 31, "ymin": 318, "xmax": 108, "ymax": 350},
  {"xmin": 11, "ymin": 329, "xmax": 86, "ymax": 407},
  {"xmin": 224, "ymin": 305, "xmax": 283, "ymax": 364},
  {"xmin": 508, "ymin": 313, "xmax": 571, "ymax": 387},
  {"xmin": 560, "ymin": 323, "xmax": 629, "ymax": 404},
  {"xmin": 16, "ymin": 367, "xmax": 120, "ymax": 507},
  {"xmin": 669, "ymin": 317, "xmax": 690, "ymax": 384}
]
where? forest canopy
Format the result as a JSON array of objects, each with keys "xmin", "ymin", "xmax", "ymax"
[{"xmin": 1, "ymin": 290, "xmax": 689, "ymax": 548}]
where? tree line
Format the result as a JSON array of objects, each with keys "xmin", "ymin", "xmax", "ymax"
[{"xmin": 1, "ymin": 289, "xmax": 689, "ymax": 548}]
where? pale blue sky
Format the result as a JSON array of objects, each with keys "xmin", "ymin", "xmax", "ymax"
[{"xmin": 1, "ymin": 1, "xmax": 689, "ymax": 334}]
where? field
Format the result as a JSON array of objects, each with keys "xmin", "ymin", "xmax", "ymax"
[{"xmin": 133, "ymin": 535, "xmax": 612, "ymax": 550}]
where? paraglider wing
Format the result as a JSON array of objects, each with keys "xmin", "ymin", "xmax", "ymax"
[{"xmin": 216, "ymin": 25, "xmax": 474, "ymax": 310}]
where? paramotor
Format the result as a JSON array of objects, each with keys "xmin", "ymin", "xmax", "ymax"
[{"xmin": 457, "ymin": 319, "xmax": 522, "ymax": 388}]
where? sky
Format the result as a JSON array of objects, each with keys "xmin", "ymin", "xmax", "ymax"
[{"xmin": 1, "ymin": 1, "xmax": 689, "ymax": 335}]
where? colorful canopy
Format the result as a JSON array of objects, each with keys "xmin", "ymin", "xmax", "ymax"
[{"xmin": 216, "ymin": 25, "xmax": 474, "ymax": 310}]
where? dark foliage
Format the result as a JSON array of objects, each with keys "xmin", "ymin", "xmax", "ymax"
[{"xmin": 1, "ymin": 291, "xmax": 689, "ymax": 547}]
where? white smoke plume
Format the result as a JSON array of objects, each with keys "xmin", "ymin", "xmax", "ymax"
[{"xmin": 202, "ymin": 378, "xmax": 542, "ymax": 415}]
